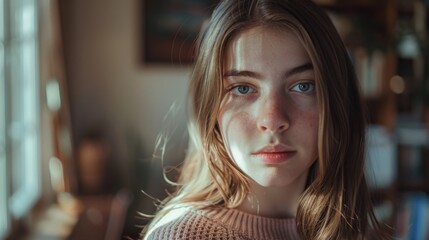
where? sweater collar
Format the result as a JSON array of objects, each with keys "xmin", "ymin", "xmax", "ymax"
[{"xmin": 198, "ymin": 207, "xmax": 300, "ymax": 240}]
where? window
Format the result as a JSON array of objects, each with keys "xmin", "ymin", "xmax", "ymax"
[
  {"xmin": 8, "ymin": 0, "xmax": 40, "ymax": 219},
  {"xmin": 0, "ymin": 0, "xmax": 40, "ymax": 237},
  {"xmin": 0, "ymin": 0, "xmax": 8, "ymax": 238}
]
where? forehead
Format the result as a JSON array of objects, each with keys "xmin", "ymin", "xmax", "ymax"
[{"xmin": 223, "ymin": 26, "xmax": 311, "ymax": 75}]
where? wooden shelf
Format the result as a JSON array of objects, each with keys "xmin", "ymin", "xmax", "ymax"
[
  {"xmin": 397, "ymin": 180, "xmax": 429, "ymax": 193},
  {"xmin": 371, "ymin": 187, "xmax": 395, "ymax": 201}
]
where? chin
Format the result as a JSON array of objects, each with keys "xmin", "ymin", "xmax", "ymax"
[{"xmin": 252, "ymin": 176, "xmax": 294, "ymax": 188}]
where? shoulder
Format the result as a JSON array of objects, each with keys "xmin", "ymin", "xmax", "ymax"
[{"xmin": 144, "ymin": 206, "xmax": 249, "ymax": 240}]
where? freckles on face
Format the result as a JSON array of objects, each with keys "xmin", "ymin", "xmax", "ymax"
[{"xmin": 217, "ymin": 26, "xmax": 319, "ymax": 188}]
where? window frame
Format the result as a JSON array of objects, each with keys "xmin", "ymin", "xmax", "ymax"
[
  {"xmin": 7, "ymin": 0, "xmax": 41, "ymax": 219},
  {"xmin": 1, "ymin": 0, "xmax": 41, "ymax": 237},
  {"xmin": 0, "ymin": 0, "xmax": 9, "ymax": 238}
]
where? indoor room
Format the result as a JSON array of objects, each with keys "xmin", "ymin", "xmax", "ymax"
[{"xmin": 1, "ymin": 0, "xmax": 428, "ymax": 239}]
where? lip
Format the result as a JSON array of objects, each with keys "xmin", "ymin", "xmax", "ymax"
[{"xmin": 251, "ymin": 145, "xmax": 296, "ymax": 164}]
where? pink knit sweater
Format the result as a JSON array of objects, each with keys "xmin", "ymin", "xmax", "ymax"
[{"xmin": 145, "ymin": 207, "xmax": 301, "ymax": 239}]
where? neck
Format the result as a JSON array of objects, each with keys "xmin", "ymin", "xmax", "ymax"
[{"xmin": 237, "ymin": 171, "xmax": 308, "ymax": 218}]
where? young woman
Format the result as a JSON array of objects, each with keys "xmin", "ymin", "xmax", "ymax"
[{"xmin": 142, "ymin": 0, "xmax": 387, "ymax": 239}]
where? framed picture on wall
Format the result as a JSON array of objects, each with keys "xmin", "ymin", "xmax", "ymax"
[{"xmin": 143, "ymin": 0, "xmax": 217, "ymax": 64}]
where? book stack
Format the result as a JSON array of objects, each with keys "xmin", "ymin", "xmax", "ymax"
[{"xmin": 396, "ymin": 193, "xmax": 429, "ymax": 240}]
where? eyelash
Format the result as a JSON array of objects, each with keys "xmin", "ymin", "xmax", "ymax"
[
  {"xmin": 227, "ymin": 81, "xmax": 316, "ymax": 96},
  {"xmin": 227, "ymin": 84, "xmax": 257, "ymax": 96},
  {"xmin": 290, "ymin": 81, "xmax": 316, "ymax": 93}
]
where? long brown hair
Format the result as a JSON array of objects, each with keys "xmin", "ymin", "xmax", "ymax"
[{"xmin": 144, "ymin": 0, "xmax": 386, "ymax": 239}]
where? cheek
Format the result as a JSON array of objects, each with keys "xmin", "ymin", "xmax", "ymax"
[
  {"xmin": 299, "ymin": 107, "xmax": 318, "ymax": 130},
  {"xmin": 308, "ymin": 113, "xmax": 319, "ymax": 131},
  {"xmin": 217, "ymin": 109, "xmax": 254, "ymax": 144},
  {"xmin": 294, "ymin": 109, "xmax": 319, "ymax": 146},
  {"xmin": 305, "ymin": 111, "xmax": 319, "ymax": 155}
]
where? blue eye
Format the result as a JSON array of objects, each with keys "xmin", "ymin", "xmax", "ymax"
[
  {"xmin": 231, "ymin": 85, "xmax": 256, "ymax": 95},
  {"xmin": 291, "ymin": 82, "xmax": 315, "ymax": 93}
]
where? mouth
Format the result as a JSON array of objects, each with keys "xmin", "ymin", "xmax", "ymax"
[{"xmin": 251, "ymin": 145, "xmax": 296, "ymax": 164}]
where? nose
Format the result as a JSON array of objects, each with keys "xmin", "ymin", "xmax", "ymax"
[{"xmin": 256, "ymin": 94, "xmax": 290, "ymax": 133}]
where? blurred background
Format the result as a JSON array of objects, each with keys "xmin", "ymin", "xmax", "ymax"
[{"xmin": 0, "ymin": 0, "xmax": 429, "ymax": 239}]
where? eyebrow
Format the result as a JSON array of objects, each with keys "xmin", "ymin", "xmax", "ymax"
[
  {"xmin": 284, "ymin": 62, "xmax": 313, "ymax": 78},
  {"xmin": 223, "ymin": 62, "xmax": 314, "ymax": 79}
]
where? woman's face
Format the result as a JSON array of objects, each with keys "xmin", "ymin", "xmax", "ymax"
[{"xmin": 217, "ymin": 26, "xmax": 319, "ymax": 187}]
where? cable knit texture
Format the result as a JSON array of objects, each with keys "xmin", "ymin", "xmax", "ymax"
[{"xmin": 145, "ymin": 207, "xmax": 301, "ymax": 240}]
